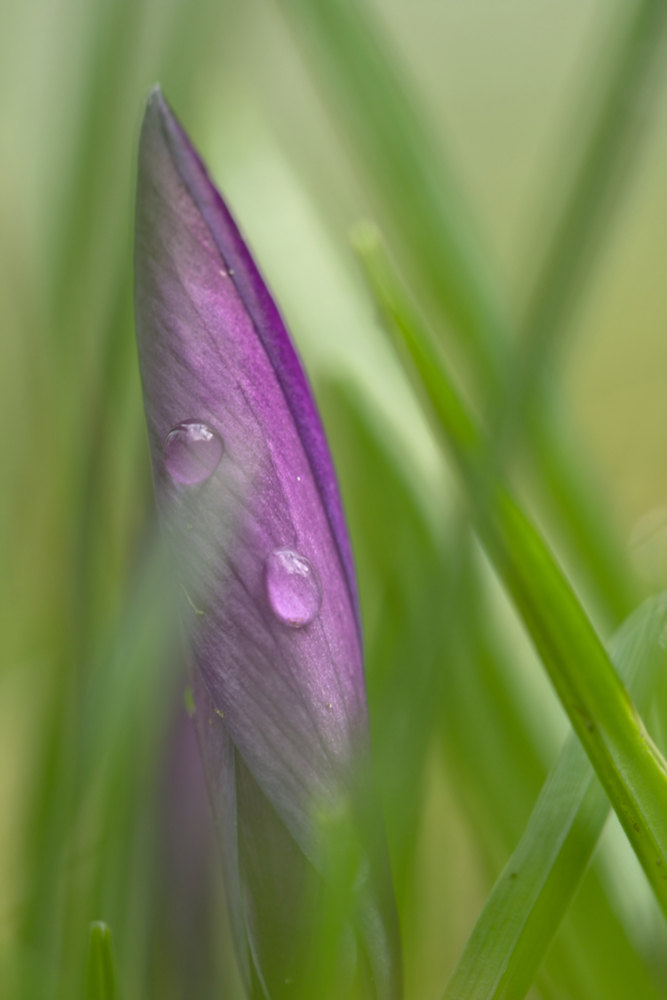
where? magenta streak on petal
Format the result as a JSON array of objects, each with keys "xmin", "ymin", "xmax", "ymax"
[{"xmin": 152, "ymin": 88, "xmax": 361, "ymax": 644}]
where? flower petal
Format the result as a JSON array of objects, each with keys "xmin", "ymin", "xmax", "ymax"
[
  {"xmin": 135, "ymin": 86, "xmax": 367, "ymax": 854},
  {"xmin": 134, "ymin": 88, "xmax": 401, "ymax": 998}
]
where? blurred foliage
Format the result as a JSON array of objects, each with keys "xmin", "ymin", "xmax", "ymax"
[{"xmin": 3, "ymin": 0, "xmax": 667, "ymax": 998}]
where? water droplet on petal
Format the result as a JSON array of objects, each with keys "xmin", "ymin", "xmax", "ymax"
[
  {"xmin": 164, "ymin": 421, "xmax": 223, "ymax": 484},
  {"xmin": 265, "ymin": 549, "xmax": 321, "ymax": 628}
]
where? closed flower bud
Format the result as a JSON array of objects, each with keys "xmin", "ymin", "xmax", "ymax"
[{"xmin": 134, "ymin": 88, "xmax": 401, "ymax": 1000}]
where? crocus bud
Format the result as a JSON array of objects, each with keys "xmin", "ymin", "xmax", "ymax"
[{"xmin": 134, "ymin": 88, "xmax": 401, "ymax": 999}]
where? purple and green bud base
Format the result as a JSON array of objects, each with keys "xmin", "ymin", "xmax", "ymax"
[{"xmin": 134, "ymin": 87, "xmax": 402, "ymax": 999}]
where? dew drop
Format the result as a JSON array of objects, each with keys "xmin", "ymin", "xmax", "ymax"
[
  {"xmin": 164, "ymin": 421, "xmax": 223, "ymax": 484},
  {"xmin": 265, "ymin": 549, "xmax": 321, "ymax": 628}
]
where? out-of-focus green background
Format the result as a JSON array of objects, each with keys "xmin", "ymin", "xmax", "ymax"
[{"xmin": 2, "ymin": 1, "xmax": 667, "ymax": 998}]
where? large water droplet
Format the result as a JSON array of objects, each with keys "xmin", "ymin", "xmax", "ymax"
[
  {"xmin": 265, "ymin": 549, "xmax": 321, "ymax": 628},
  {"xmin": 164, "ymin": 421, "xmax": 223, "ymax": 484}
]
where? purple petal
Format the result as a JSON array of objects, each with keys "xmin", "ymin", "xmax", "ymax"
[
  {"xmin": 134, "ymin": 87, "xmax": 401, "ymax": 997},
  {"xmin": 135, "ymin": 86, "xmax": 368, "ymax": 853},
  {"xmin": 148, "ymin": 88, "xmax": 360, "ymax": 639}
]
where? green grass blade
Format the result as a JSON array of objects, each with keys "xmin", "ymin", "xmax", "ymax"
[
  {"xmin": 279, "ymin": 0, "xmax": 667, "ymax": 396},
  {"xmin": 442, "ymin": 539, "xmax": 662, "ymax": 1000},
  {"xmin": 12, "ymin": 2, "xmax": 233, "ymax": 992},
  {"xmin": 524, "ymin": 407, "xmax": 635, "ymax": 626},
  {"xmin": 275, "ymin": 0, "xmax": 509, "ymax": 393},
  {"xmin": 515, "ymin": 0, "xmax": 667, "ymax": 417},
  {"xmin": 351, "ymin": 223, "xmax": 482, "ymax": 471},
  {"xmin": 319, "ymin": 380, "xmax": 448, "ymax": 905},
  {"xmin": 356, "ymin": 225, "xmax": 667, "ymax": 919},
  {"xmin": 85, "ymin": 923, "xmax": 116, "ymax": 1000},
  {"xmin": 322, "ymin": 382, "xmax": 654, "ymax": 999},
  {"xmin": 444, "ymin": 595, "xmax": 667, "ymax": 1000}
]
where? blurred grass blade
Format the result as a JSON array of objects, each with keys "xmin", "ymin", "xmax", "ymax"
[
  {"xmin": 275, "ymin": 0, "xmax": 509, "ymax": 392},
  {"xmin": 275, "ymin": 0, "xmax": 647, "ymax": 624},
  {"xmin": 355, "ymin": 223, "xmax": 667, "ymax": 918},
  {"xmin": 323, "ymin": 383, "xmax": 652, "ymax": 999},
  {"xmin": 444, "ymin": 594, "xmax": 667, "ymax": 1000},
  {"xmin": 319, "ymin": 380, "xmax": 448, "ymax": 905},
  {"xmin": 86, "ymin": 922, "xmax": 116, "ymax": 1000},
  {"xmin": 524, "ymin": 406, "xmax": 634, "ymax": 625},
  {"xmin": 514, "ymin": 0, "xmax": 667, "ymax": 424},
  {"xmin": 278, "ymin": 0, "xmax": 667, "ymax": 393},
  {"xmin": 350, "ymin": 224, "xmax": 481, "ymax": 474},
  {"xmin": 442, "ymin": 545, "xmax": 661, "ymax": 1000},
  {"xmin": 12, "ymin": 0, "xmax": 235, "ymax": 993}
]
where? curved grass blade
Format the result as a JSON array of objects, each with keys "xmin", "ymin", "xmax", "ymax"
[
  {"xmin": 444, "ymin": 595, "xmax": 667, "ymax": 1000},
  {"xmin": 355, "ymin": 224, "xmax": 667, "ymax": 920},
  {"xmin": 85, "ymin": 922, "xmax": 116, "ymax": 1000}
]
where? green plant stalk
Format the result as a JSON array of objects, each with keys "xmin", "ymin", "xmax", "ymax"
[
  {"xmin": 355, "ymin": 225, "xmax": 667, "ymax": 918},
  {"xmin": 443, "ymin": 594, "xmax": 667, "ymax": 1000}
]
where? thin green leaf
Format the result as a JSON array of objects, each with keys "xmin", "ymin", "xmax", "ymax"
[
  {"xmin": 85, "ymin": 922, "xmax": 116, "ymax": 1000},
  {"xmin": 355, "ymin": 225, "xmax": 667, "ymax": 919},
  {"xmin": 444, "ymin": 594, "xmax": 667, "ymax": 1000}
]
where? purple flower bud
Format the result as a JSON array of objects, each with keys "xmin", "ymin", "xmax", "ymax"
[{"xmin": 134, "ymin": 88, "xmax": 401, "ymax": 998}]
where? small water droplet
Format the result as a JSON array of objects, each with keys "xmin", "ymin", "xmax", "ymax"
[
  {"xmin": 265, "ymin": 549, "xmax": 321, "ymax": 628},
  {"xmin": 164, "ymin": 421, "xmax": 223, "ymax": 484}
]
